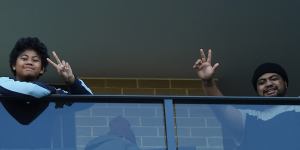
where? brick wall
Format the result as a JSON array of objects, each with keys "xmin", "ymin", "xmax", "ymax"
[
  {"xmin": 81, "ymin": 77, "xmax": 204, "ymax": 96},
  {"xmin": 73, "ymin": 77, "xmax": 223, "ymax": 150}
]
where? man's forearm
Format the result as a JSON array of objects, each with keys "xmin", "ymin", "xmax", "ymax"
[{"xmin": 202, "ymin": 79, "xmax": 223, "ymax": 96}]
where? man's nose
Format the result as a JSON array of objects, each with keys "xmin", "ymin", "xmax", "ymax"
[{"xmin": 265, "ymin": 80, "xmax": 273, "ymax": 86}]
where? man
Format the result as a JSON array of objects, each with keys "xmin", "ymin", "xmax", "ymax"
[{"xmin": 193, "ymin": 49, "xmax": 300, "ymax": 150}]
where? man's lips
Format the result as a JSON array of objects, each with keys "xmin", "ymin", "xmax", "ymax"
[{"xmin": 264, "ymin": 88, "xmax": 277, "ymax": 96}]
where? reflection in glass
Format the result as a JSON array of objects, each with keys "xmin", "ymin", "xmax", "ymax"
[
  {"xmin": 76, "ymin": 103, "xmax": 166, "ymax": 150},
  {"xmin": 175, "ymin": 104, "xmax": 300, "ymax": 150},
  {"xmin": 175, "ymin": 104, "xmax": 222, "ymax": 150},
  {"xmin": 218, "ymin": 105, "xmax": 300, "ymax": 150},
  {"xmin": 85, "ymin": 116, "xmax": 139, "ymax": 150},
  {"xmin": 0, "ymin": 102, "xmax": 93, "ymax": 149}
]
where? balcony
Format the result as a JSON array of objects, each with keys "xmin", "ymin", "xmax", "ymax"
[{"xmin": 0, "ymin": 95, "xmax": 299, "ymax": 150}]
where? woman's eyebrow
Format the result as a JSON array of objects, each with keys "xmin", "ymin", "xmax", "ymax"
[
  {"xmin": 32, "ymin": 55, "xmax": 40, "ymax": 58},
  {"xmin": 19, "ymin": 54, "xmax": 28, "ymax": 57}
]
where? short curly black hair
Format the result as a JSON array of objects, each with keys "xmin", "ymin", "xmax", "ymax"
[{"xmin": 9, "ymin": 37, "xmax": 49, "ymax": 76}]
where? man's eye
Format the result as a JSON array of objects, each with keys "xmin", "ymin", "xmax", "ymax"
[
  {"xmin": 270, "ymin": 77, "xmax": 279, "ymax": 81},
  {"xmin": 257, "ymin": 80, "xmax": 265, "ymax": 85},
  {"xmin": 271, "ymin": 78, "xmax": 278, "ymax": 81}
]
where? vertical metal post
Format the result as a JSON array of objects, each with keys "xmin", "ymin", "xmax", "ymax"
[{"xmin": 164, "ymin": 99, "xmax": 177, "ymax": 150}]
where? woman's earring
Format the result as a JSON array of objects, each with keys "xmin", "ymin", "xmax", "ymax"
[{"xmin": 12, "ymin": 67, "xmax": 16, "ymax": 70}]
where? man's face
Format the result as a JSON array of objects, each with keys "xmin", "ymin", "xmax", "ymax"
[{"xmin": 256, "ymin": 73, "xmax": 287, "ymax": 97}]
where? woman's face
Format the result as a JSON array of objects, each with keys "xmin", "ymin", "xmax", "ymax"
[{"xmin": 13, "ymin": 49, "xmax": 44, "ymax": 81}]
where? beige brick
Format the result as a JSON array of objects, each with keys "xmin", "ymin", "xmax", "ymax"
[
  {"xmin": 138, "ymin": 79, "xmax": 170, "ymax": 88},
  {"xmin": 123, "ymin": 88, "xmax": 155, "ymax": 95},
  {"xmin": 171, "ymin": 80, "xmax": 202, "ymax": 88},
  {"xmin": 187, "ymin": 88, "xmax": 204, "ymax": 96},
  {"xmin": 155, "ymin": 88, "xmax": 187, "ymax": 96},
  {"xmin": 90, "ymin": 87, "xmax": 122, "ymax": 95},
  {"xmin": 105, "ymin": 79, "xmax": 137, "ymax": 88},
  {"xmin": 80, "ymin": 78, "xmax": 105, "ymax": 87}
]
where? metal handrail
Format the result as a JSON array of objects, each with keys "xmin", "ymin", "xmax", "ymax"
[{"xmin": 0, "ymin": 94, "xmax": 300, "ymax": 105}]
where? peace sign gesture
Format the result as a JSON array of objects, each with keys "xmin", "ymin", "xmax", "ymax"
[
  {"xmin": 47, "ymin": 51, "xmax": 75, "ymax": 85},
  {"xmin": 193, "ymin": 49, "xmax": 219, "ymax": 81}
]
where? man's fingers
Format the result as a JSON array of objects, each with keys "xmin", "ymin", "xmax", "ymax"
[
  {"xmin": 200, "ymin": 49, "xmax": 207, "ymax": 62},
  {"xmin": 52, "ymin": 51, "xmax": 62, "ymax": 64},
  {"xmin": 212, "ymin": 63, "xmax": 220, "ymax": 71},
  {"xmin": 195, "ymin": 59, "xmax": 202, "ymax": 65},
  {"xmin": 207, "ymin": 49, "xmax": 212, "ymax": 63},
  {"xmin": 193, "ymin": 59, "xmax": 202, "ymax": 69}
]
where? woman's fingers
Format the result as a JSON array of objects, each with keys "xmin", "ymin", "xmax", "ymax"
[
  {"xmin": 52, "ymin": 51, "xmax": 62, "ymax": 64},
  {"xmin": 47, "ymin": 58, "xmax": 58, "ymax": 68},
  {"xmin": 66, "ymin": 62, "xmax": 72, "ymax": 70}
]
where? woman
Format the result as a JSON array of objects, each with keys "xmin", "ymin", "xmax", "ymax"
[
  {"xmin": 0, "ymin": 37, "xmax": 93, "ymax": 149},
  {"xmin": 1, "ymin": 37, "xmax": 92, "ymax": 125}
]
